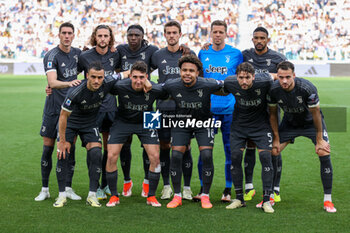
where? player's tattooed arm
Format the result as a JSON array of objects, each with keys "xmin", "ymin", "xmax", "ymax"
[
  {"xmin": 57, "ymin": 109, "xmax": 72, "ymax": 160},
  {"xmin": 310, "ymin": 106, "xmax": 331, "ymax": 155},
  {"xmin": 46, "ymin": 71, "xmax": 81, "ymax": 89},
  {"xmin": 269, "ymin": 105, "xmax": 280, "ymax": 155}
]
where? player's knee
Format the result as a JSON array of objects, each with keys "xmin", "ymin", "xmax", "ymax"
[
  {"xmin": 231, "ymin": 149, "xmax": 243, "ymax": 164},
  {"xmin": 259, "ymin": 150, "xmax": 272, "ymax": 167},
  {"xmin": 200, "ymin": 149, "xmax": 213, "ymax": 166},
  {"xmin": 170, "ymin": 150, "xmax": 183, "ymax": 168},
  {"xmin": 160, "ymin": 140, "xmax": 171, "ymax": 150},
  {"xmin": 317, "ymin": 149, "xmax": 330, "ymax": 157},
  {"xmin": 88, "ymin": 147, "xmax": 102, "ymax": 164}
]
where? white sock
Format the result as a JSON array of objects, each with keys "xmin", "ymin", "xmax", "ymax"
[
  {"xmin": 202, "ymin": 193, "xmax": 209, "ymax": 197},
  {"xmin": 164, "ymin": 184, "xmax": 171, "ymax": 188},
  {"xmin": 143, "ymin": 179, "xmax": 149, "ymax": 184},
  {"xmin": 274, "ymin": 187, "xmax": 280, "ymax": 193},
  {"xmin": 245, "ymin": 183, "xmax": 254, "ymax": 190},
  {"xmin": 65, "ymin": 187, "xmax": 72, "ymax": 191},
  {"xmin": 183, "ymin": 186, "xmax": 191, "ymax": 190},
  {"xmin": 124, "ymin": 180, "xmax": 131, "ymax": 184},
  {"xmin": 59, "ymin": 191, "xmax": 66, "ymax": 198},
  {"xmin": 324, "ymin": 194, "xmax": 332, "ymax": 202},
  {"xmin": 270, "ymin": 193, "xmax": 274, "ymax": 199},
  {"xmin": 174, "ymin": 193, "xmax": 182, "ymax": 198},
  {"xmin": 88, "ymin": 191, "xmax": 96, "ymax": 197},
  {"xmin": 42, "ymin": 187, "xmax": 49, "ymax": 192}
]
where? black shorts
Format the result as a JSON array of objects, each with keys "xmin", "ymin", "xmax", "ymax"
[
  {"xmin": 230, "ymin": 124, "xmax": 272, "ymax": 150},
  {"xmin": 96, "ymin": 111, "xmax": 115, "ymax": 133},
  {"xmin": 279, "ymin": 119, "xmax": 329, "ymax": 145},
  {"xmin": 108, "ymin": 119, "xmax": 159, "ymax": 145},
  {"xmin": 59, "ymin": 126, "xmax": 102, "ymax": 147},
  {"xmin": 40, "ymin": 113, "xmax": 59, "ymax": 139},
  {"xmin": 171, "ymin": 127, "xmax": 215, "ymax": 147}
]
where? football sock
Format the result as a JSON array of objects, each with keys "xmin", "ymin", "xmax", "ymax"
[
  {"xmin": 59, "ymin": 191, "xmax": 66, "ymax": 198},
  {"xmin": 142, "ymin": 149, "xmax": 150, "ymax": 180},
  {"xmin": 101, "ymin": 149, "xmax": 108, "ymax": 188},
  {"xmin": 223, "ymin": 141, "xmax": 232, "ymax": 188},
  {"xmin": 231, "ymin": 149, "xmax": 244, "ymax": 193},
  {"xmin": 148, "ymin": 171, "xmax": 160, "ymax": 197},
  {"xmin": 244, "ymin": 148, "xmax": 256, "ymax": 184},
  {"xmin": 160, "ymin": 148, "xmax": 170, "ymax": 186},
  {"xmin": 56, "ymin": 153, "xmax": 69, "ymax": 192},
  {"xmin": 274, "ymin": 153, "xmax": 282, "ymax": 192},
  {"xmin": 235, "ymin": 189, "xmax": 244, "ymax": 202},
  {"xmin": 170, "ymin": 150, "xmax": 183, "ymax": 194},
  {"xmin": 197, "ymin": 153, "xmax": 203, "ymax": 186},
  {"xmin": 87, "ymin": 147, "xmax": 102, "ymax": 192},
  {"xmin": 106, "ymin": 170, "xmax": 118, "ymax": 196},
  {"xmin": 319, "ymin": 155, "xmax": 333, "ymax": 194},
  {"xmin": 201, "ymin": 149, "xmax": 214, "ymax": 194},
  {"xmin": 259, "ymin": 151, "xmax": 273, "ymax": 193},
  {"xmin": 66, "ymin": 144, "xmax": 75, "ymax": 187},
  {"xmin": 245, "ymin": 183, "xmax": 254, "ymax": 191},
  {"xmin": 182, "ymin": 148, "xmax": 193, "ymax": 187},
  {"xmin": 263, "ymin": 190, "xmax": 271, "ymax": 203},
  {"xmin": 41, "ymin": 145, "xmax": 54, "ymax": 187},
  {"xmin": 120, "ymin": 142, "xmax": 132, "ymax": 181},
  {"xmin": 324, "ymin": 194, "xmax": 332, "ymax": 202}
]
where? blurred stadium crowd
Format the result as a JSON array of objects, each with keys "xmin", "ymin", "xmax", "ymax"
[{"xmin": 0, "ymin": 0, "xmax": 349, "ymax": 61}]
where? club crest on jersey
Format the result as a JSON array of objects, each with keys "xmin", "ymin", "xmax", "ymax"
[
  {"xmin": 255, "ymin": 89, "xmax": 261, "ymax": 96},
  {"xmin": 197, "ymin": 89, "xmax": 203, "ymax": 97},
  {"xmin": 297, "ymin": 96, "xmax": 303, "ymax": 103},
  {"xmin": 74, "ymin": 55, "xmax": 78, "ymax": 63},
  {"xmin": 109, "ymin": 58, "xmax": 114, "ymax": 66},
  {"xmin": 99, "ymin": 92, "xmax": 104, "ymax": 98},
  {"xmin": 47, "ymin": 62, "xmax": 52, "ymax": 68},
  {"xmin": 140, "ymin": 52, "xmax": 145, "ymax": 60},
  {"xmin": 144, "ymin": 93, "xmax": 150, "ymax": 101},
  {"xmin": 266, "ymin": 59, "xmax": 271, "ymax": 66},
  {"xmin": 225, "ymin": 55, "xmax": 230, "ymax": 63}
]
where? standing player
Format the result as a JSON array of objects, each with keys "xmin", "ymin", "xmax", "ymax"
[
  {"xmin": 78, "ymin": 24, "xmax": 126, "ymax": 200},
  {"xmin": 164, "ymin": 55, "xmax": 225, "ymax": 209},
  {"xmin": 242, "ymin": 26, "xmax": 286, "ymax": 202},
  {"xmin": 268, "ymin": 61, "xmax": 336, "ymax": 213},
  {"xmin": 105, "ymin": 61, "xmax": 166, "ymax": 207},
  {"xmin": 224, "ymin": 62, "xmax": 275, "ymax": 213},
  {"xmin": 196, "ymin": 20, "xmax": 243, "ymax": 202},
  {"xmin": 54, "ymin": 62, "xmax": 120, "ymax": 208},
  {"xmin": 151, "ymin": 21, "xmax": 196, "ymax": 200},
  {"xmin": 116, "ymin": 24, "xmax": 159, "ymax": 198},
  {"xmin": 35, "ymin": 22, "xmax": 81, "ymax": 202}
]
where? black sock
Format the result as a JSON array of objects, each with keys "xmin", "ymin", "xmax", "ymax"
[
  {"xmin": 142, "ymin": 149, "xmax": 150, "ymax": 180},
  {"xmin": 271, "ymin": 154, "xmax": 278, "ymax": 192},
  {"xmin": 56, "ymin": 153, "xmax": 69, "ymax": 192},
  {"xmin": 87, "ymin": 147, "xmax": 102, "ymax": 192},
  {"xmin": 201, "ymin": 149, "xmax": 214, "ymax": 194},
  {"xmin": 41, "ymin": 145, "xmax": 53, "ymax": 187},
  {"xmin": 148, "ymin": 171, "xmax": 160, "ymax": 197},
  {"xmin": 101, "ymin": 150, "xmax": 108, "ymax": 188},
  {"xmin": 120, "ymin": 142, "xmax": 132, "ymax": 181},
  {"xmin": 274, "ymin": 153, "xmax": 282, "ymax": 193},
  {"xmin": 259, "ymin": 151, "xmax": 273, "ymax": 193},
  {"xmin": 244, "ymin": 148, "xmax": 256, "ymax": 184},
  {"xmin": 182, "ymin": 149, "xmax": 193, "ymax": 187},
  {"xmin": 263, "ymin": 190, "xmax": 271, "ymax": 203},
  {"xmin": 231, "ymin": 150, "xmax": 243, "ymax": 194},
  {"xmin": 106, "ymin": 170, "xmax": 118, "ymax": 196},
  {"xmin": 235, "ymin": 189, "xmax": 244, "ymax": 202},
  {"xmin": 170, "ymin": 150, "xmax": 183, "ymax": 194},
  {"xmin": 160, "ymin": 148, "xmax": 170, "ymax": 186},
  {"xmin": 66, "ymin": 144, "xmax": 75, "ymax": 187},
  {"xmin": 319, "ymin": 155, "xmax": 333, "ymax": 194}
]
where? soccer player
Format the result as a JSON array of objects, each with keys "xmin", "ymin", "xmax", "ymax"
[
  {"xmin": 78, "ymin": 24, "xmax": 127, "ymax": 200},
  {"xmin": 224, "ymin": 62, "xmax": 275, "ymax": 213},
  {"xmin": 35, "ymin": 22, "xmax": 81, "ymax": 202},
  {"xmin": 151, "ymin": 20, "xmax": 196, "ymax": 200},
  {"xmin": 197, "ymin": 20, "xmax": 243, "ymax": 202},
  {"xmin": 105, "ymin": 61, "xmax": 167, "ymax": 207},
  {"xmin": 164, "ymin": 54, "xmax": 224, "ymax": 209},
  {"xmin": 54, "ymin": 61, "xmax": 120, "ymax": 208},
  {"xmin": 242, "ymin": 26, "xmax": 287, "ymax": 202},
  {"xmin": 116, "ymin": 24, "xmax": 159, "ymax": 198},
  {"xmin": 268, "ymin": 61, "xmax": 336, "ymax": 213}
]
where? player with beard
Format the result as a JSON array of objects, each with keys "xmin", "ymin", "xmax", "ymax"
[
  {"xmin": 35, "ymin": 22, "xmax": 81, "ymax": 202},
  {"xmin": 151, "ymin": 21, "xmax": 196, "ymax": 200},
  {"xmin": 268, "ymin": 61, "xmax": 336, "ymax": 213},
  {"xmin": 78, "ymin": 24, "xmax": 128, "ymax": 200},
  {"xmin": 242, "ymin": 27, "xmax": 286, "ymax": 203}
]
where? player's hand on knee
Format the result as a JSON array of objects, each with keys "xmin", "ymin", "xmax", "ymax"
[
  {"xmin": 316, "ymin": 140, "xmax": 331, "ymax": 155},
  {"xmin": 272, "ymin": 139, "xmax": 280, "ymax": 155}
]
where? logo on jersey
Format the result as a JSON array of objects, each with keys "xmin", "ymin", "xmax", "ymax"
[
  {"xmin": 176, "ymin": 93, "xmax": 182, "ymax": 98},
  {"xmin": 278, "ymin": 99, "xmax": 283, "ymax": 104},
  {"xmin": 140, "ymin": 52, "xmax": 145, "ymax": 60},
  {"xmin": 144, "ymin": 93, "xmax": 150, "ymax": 101},
  {"xmin": 47, "ymin": 62, "xmax": 52, "ymax": 68},
  {"xmin": 74, "ymin": 55, "xmax": 78, "ymax": 63},
  {"xmin": 122, "ymin": 55, "xmax": 127, "ymax": 60},
  {"xmin": 248, "ymin": 59, "xmax": 253, "ymax": 63},
  {"xmin": 163, "ymin": 66, "xmax": 180, "ymax": 75},
  {"xmin": 61, "ymin": 62, "xmax": 66, "ymax": 67},
  {"xmin": 99, "ymin": 92, "xmax": 104, "ymax": 98},
  {"xmin": 297, "ymin": 96, "xmax": 303, "ymax": 103},
  {"xmin": 197, "ymin": 89, "xmax": 203, "ymax": 97},
  {"xmin": 65, "ymin": 99, "xmax": 72, "ymax": 106},
  {"xmin": 255, "ymin": 89, "xmax": 261, "ymax": 96},
  {"xmin": 266, "ymin": 59, "xmax": 271, "ymax": 66},
  {"xmin": 81, "ymin": 100, "xmax": 87, "ymax": 104},
  {"xmin": 143, "ymin": 110, "xmax": 161, "ymax": 129},
  {"xmin": 162, "ymin": 59, "xmax": 167, "ymax": 63},
  {"xmin": 124, "ymin": 95, "xmax": 130, "ymax": 99},
  {"xmin": 225, "ymin": 55, "xmax": 230, "ymax": 63},
  {"xmin": 205, "ymin": 65, "xmax": 227, "ymax": 75},
  {"xmin": 109, "ymin": 58, "xmax": 114, "ymax": 66},
  {"xmin": 205, "ymin": 57, "xmax": 209, "ymax": 61}
]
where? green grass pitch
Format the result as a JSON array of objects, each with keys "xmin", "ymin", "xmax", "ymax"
[{"xmin": 0, "ymin": 75, "xmax": 349, "ymax": 233}]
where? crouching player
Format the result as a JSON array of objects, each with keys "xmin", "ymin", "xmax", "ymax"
[
  {"xmin": 105, "ymin": 61, "xmax": 168, "ymax": 207},
  {"xmin": 55, "ymin": 62, "xmax": 121, "ymax": 207}
]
